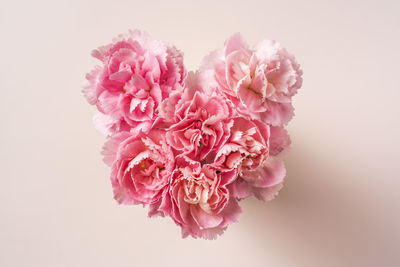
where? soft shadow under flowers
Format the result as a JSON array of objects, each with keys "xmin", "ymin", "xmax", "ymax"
[{"xmin": 238, "ymin": 138, "xmax": 399, "ymax": 267}]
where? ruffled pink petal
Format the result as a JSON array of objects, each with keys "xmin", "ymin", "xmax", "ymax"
[
  {"xmin": 112, "ymin": 177, "xmax": 141, "ymax": 205},
  {"xmin": 260, "ymin": 100, "xmax": 294, "ymax": 126},
  {"xmin": 236, "ymin": 74, "xmax": 267, "ymax": 113},
  {"xmin": 190, "ymin": 205, "xmax": 223, "ymax": 229},
  {"xmin": 83, "ymin": 66, "xmax": 102, "ymax": 105},
  {"xmin": 269, "ymin": 126, "xmax": 291, "ymax": 156},
  {"xmin": 218, "ymin": 198, "xmax": 242, "ymax": 228},
  {"xmin": 225, "ymin": 50, "xmax": 250, "ymax": 90},
  {"xmin": 224, "ymin": 33, "xmax": 250, "ymax": 58},
  {"xmin": 242, "ymin": 157, "xmax": 286, "ymax": 188},
  {"xmin": 253, "ymin": 183, "xmax": 283, "ymax": 202},
  {"xmin": 102, "ymin": 132, "xmax": 132, "ymax": 166}
]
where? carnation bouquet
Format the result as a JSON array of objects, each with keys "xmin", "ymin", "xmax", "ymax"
[{"xmin": 83, "ymin": 30, "xmax": 302, "ymax": 239}]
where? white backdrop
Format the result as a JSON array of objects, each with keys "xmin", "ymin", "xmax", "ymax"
[{"xmin": 1, "ymin": 0, "xmax": 399, "ymax": 266}]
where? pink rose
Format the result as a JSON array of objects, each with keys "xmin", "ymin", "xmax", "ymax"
[
  {"xmin": 102, "ymin": 129, "xmax": 174, "ymax": 205},
  {"xmin": 152, "ymin": 158, "xmax": 241, "ymax": 239},
  {"xmin": 200, "ymin": 33, "xmax": 302, "ymax": 126},
  {"xmin": 160, "ymin": 72, "xmax": 235, "ymax": 162},
  {"xmin": 83, "ymin": 30, "xmax": 186, "ymax": 135}
]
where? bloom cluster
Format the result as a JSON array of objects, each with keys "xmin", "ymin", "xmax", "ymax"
[{"xmin": 83, "ymin": 30, "xmax": 302, "ymax": 239}]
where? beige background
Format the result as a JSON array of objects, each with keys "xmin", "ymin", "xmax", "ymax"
[{"xmin": 1, "ymin": 0, "xmax": 399, "ymax": 266}]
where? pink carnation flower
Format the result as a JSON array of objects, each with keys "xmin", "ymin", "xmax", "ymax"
[
  {"xmin": 229, "ymin": 125, "xmax": 291, "ymax": 201},
  {"xmin": 151, "ymin": 158, "xmax": 241, "ymax": 239},
  {"xmin": 214, "ymin": 117, "xmax": 270, "ymax": 172},
  {"xmin": 159, "ymin": 72, "xmax": 235, "ymax": 162},
  {"xmin": 200, "ymin": 33, "xmax": 302, "ymax": 126},
  {"xmin": 102, "ymin": 129, "xmax": 174, "ymax": 205},
  {"xmin": 83, "ymin": 30, "xmax": 186, "ymax": 135}
]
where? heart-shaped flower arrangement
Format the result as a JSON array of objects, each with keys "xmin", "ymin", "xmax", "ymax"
[{"xmin": 83, "ymin": 30, "xmax": 302, "ymax": 239}]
